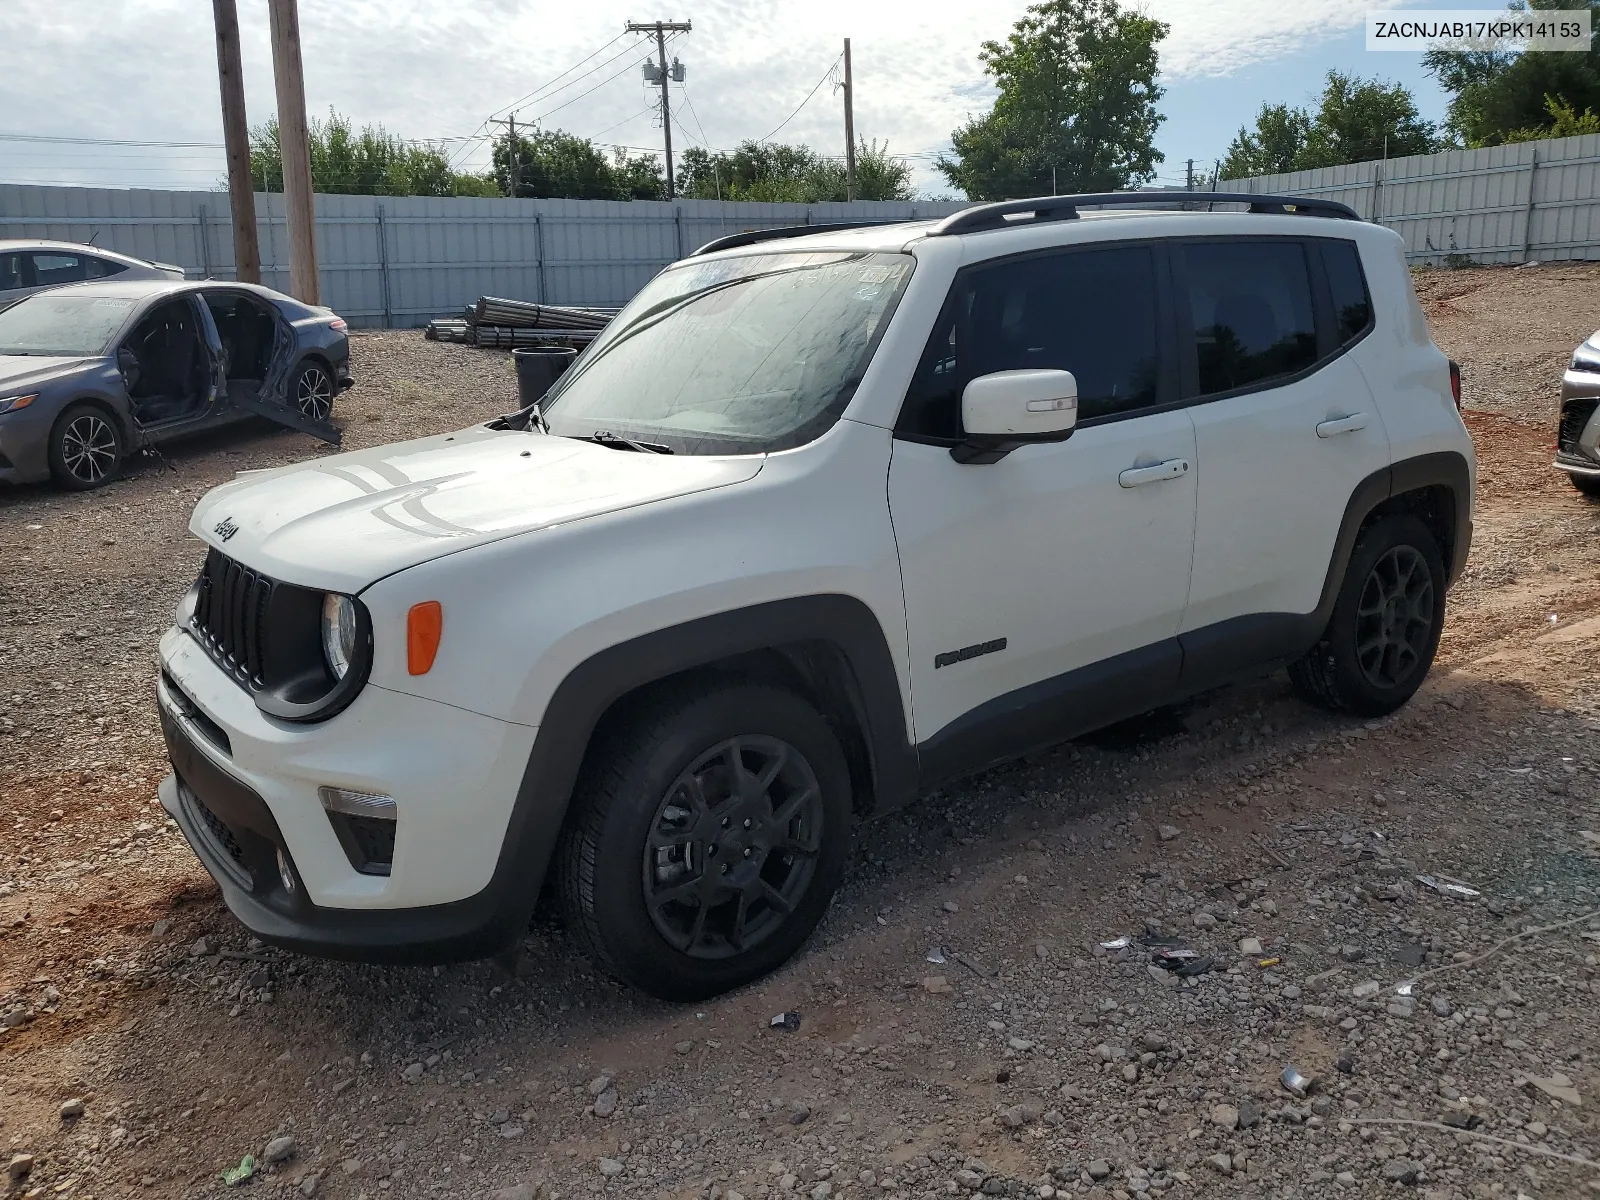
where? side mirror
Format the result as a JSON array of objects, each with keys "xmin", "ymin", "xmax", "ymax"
[
  {"xmin": 953, "ymin": 369, "xmax": 1078, "ymax": 464},
  {"xmin": 116, "ymin": 346, "xmax": 141, "ymax": 391}
]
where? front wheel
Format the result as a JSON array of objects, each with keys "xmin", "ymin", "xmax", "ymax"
[
  {"xmin": 1567, "ymin": 470, "xmax": 1600, "ymax": 499},
  {"xmin": 558, "ymin": 682, "xmax": 852, "ymax": 1001},
  {"xmin": 48, "ymin": 403, "xmax": 123, "ymax": 490},
  {"xmin": 1289, "ymin": 514, "xmax": 1447, "ymax": 717}
]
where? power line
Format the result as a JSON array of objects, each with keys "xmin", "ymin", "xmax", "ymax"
[
  {"xmin": 757, "ymin": 55, "xmax": 843, "ymax": 144},
  {"xmin": 529, "ymin": 52, "xmax": 656, "ymax": 124},
  {"xmin": 487, "ymin": 31, "xmax": 630, "ymax": 119},
  {"xmin": 679, "ymin": 83, "xmax": 712, "ymax": 146}
]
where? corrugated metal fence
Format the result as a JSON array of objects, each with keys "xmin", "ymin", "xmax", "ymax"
[
  {"xmin": 0, "ymin": 185, "xmax": 967, "ymax": 328},
  {"xmin": 1223, "ymin": 131, "xmax": 1600, "ymax": 266}
]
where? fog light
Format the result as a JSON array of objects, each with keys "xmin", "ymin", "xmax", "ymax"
[{"xmin": 276, "ymin": 847, "xmax": 297, "ymax": 895}]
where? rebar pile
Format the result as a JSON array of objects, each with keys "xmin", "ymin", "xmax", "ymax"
[
  {"xmin": 427, "ymin": 297, "xmax": 616, "ymax": 349},
  {"xmin": 470, "ymin": 297, "xmax": 616, "ymax": 331}
]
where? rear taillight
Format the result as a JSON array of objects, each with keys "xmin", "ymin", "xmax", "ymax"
[
  {"xmin": 327, "ymin": 317, "xmax": 348, "ymax": 333},
  {"xmin": 1448, "ymin": 360, "xmax": 1461, "ymax": 410}
]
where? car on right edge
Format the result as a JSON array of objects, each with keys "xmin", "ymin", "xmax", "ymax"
[
  {"xmin": 1556, "ymin": 329, "xmax": 1600, "ymax": 497},
  {"xmin": 152, "ymin": 191, "xmax": 1474, "ymax": 1001}
]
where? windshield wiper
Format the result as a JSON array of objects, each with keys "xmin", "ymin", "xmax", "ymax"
[{"xmin": 578, "ymin": 430, "xmax": 673, "ymax": 454}]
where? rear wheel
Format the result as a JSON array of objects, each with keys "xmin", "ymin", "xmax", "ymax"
[
  {"xmin": 48, "ymin": 403, "xmax": 123, "ymax": 490},
  {"xmin": 558, "ymin": 682, "xmax": 852, "ymax": 1001},
  {"xmin": 1289, "ymin": 514, "xmax": 1446, "ymax": 717},
  {"xmin": 1568, "ymin": 470, "xmax": 1600, "ymax": 498},
  {"xmin": 290, "ymin": 359, "xmax": 334, "ymax": 422}
]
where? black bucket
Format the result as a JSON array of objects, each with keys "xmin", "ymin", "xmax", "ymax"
[{"xmin": 512, "ymin": 346, "xmax": 578, "ymax": 408}]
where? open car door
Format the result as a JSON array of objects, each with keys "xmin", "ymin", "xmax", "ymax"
[
  {"xmin": 223, "ymin": 380, "xmax": 342, "ymax": 446},
  {"xmin": 203, "ymin": 287, "xmax": 341, "ymax": 446}
]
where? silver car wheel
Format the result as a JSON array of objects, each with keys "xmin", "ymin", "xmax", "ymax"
[
  {"xmin": 295, "ymin": 364, "xmax": 333, "ymax": 422},
  {"xmin": 60, "ymin": 413, "xmax": 118, "ymax": 484}
]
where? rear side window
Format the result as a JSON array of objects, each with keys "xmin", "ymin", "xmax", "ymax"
[
  {"xmin": 86, "ymin": 257, "xmax": 130, "ymax": 279},
  {"xmin": 1182, "ymin": 241, "xmax": 1317, "ymax": 396},
  {"xmin": 31, "ymin": 253, "xmax": 89, "ymax": 286},
  {"xmin": 899, "ymin": 244, "xmax": 1160, "ymax": 437},
  {"xmin": 1321, "ymin": 240, "xmax": 1372, "ymax": 344}
]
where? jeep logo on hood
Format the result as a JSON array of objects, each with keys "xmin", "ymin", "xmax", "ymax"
[{"xmin": 213, "ymin": 517, "xmax": 240, "ymax": 542}]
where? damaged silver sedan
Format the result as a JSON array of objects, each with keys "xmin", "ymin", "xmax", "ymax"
[{"xmin": 0, "ymin": 278, "xmax": 350, "ymax": 490}]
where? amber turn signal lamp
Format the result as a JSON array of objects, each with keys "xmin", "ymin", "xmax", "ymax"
[{"xmin": 407, "ymin": 602, "xmax": 443, "ymax": 675}]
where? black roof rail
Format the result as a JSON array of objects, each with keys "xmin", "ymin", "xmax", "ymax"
[
  {"xmin": 690, "ymin": 220, "xmax": 906, "ymax": 257},
  {"xmin": 927, "ymin": 191, "xmax": 1361, "ymax": 237}
]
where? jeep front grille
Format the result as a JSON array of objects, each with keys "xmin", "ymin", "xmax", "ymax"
[{"xmin": 192, "ymin": 548, "xmax": 274, "ymax": 689}]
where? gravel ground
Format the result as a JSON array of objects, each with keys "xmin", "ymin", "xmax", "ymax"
[{"xmin": 1, "ymin": 272, "xmax": 1598, "ymax": 1200}]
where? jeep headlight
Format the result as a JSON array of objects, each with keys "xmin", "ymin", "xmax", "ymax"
[{"xmin": 321, "ymin": 593, "xmax": 359, "ymax": 680}]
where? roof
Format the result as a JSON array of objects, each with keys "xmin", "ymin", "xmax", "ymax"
[
  {"xmin": 689, "ymin": 191, "xmax": 1368, "ymax": 262},
  {"xmin": 0, "ymin": 238, "xmax": 173, "ymax": 268}
]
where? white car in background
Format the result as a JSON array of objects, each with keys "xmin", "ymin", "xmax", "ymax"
[{"xmin": 0, "ymin": 239, "xmax": 185, "ymax": 310}]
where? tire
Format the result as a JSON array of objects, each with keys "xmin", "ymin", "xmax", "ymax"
[
  {"xmin": 290, "ymin": 359, "xmax": 335, "ymax": 422},
  {"xmin": 1568, "ymin": 470, "xmax": 1600, "ymax": 499},
  {"xmin": 1289, "ymin": 514, "xmax": 1447, "ymax": 718},
  {"xmin": 48, "ymin": 402, "xmax": 123, "ymax": 490},
  {"xmin": 558, "ymin": 682, "xmax": 853, "ymax": 1001}
]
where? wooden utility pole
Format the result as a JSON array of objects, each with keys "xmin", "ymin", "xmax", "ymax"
[
  {"xmin": 487, "ymin": 112, "xmax": 523, "ymax": 196},
  {"xmin": 211, "ymin": 0, "xmax": 260, "ymax": 284},
  {"xmin": 627, "ymin": 20, "xmax": 691, "ymax": 199},
  {"xmin": 843, "ymin": 38, "xmax": 857, "ymax": 202},
  {"xmin": 268, "ymin": 0, "xmax": 320, "ymax": 303}
]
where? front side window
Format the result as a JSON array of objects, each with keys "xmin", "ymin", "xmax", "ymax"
[
  {"xmin": 539, "ymin": 250, "xmax": 913, "ymax": 454},
  {"xmin": 1182, "ymin": 241, "xmax": 1317, "ymax": 396},
  {"xmin": 30, "ymin": 253, "xmax": 88, "ymax": 287},
  {"xmin": 0, "ymin": 253, "xmax": 27, "ymax": 292},
  {"xmin": 898, "ymin": 245, "xmax": 1161, "ymax": 439}
]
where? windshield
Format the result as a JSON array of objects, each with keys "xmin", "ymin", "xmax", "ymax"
[
  {"xmin": 0, "ymin": 291, "xmax": 137, "ymax": 356},
  {"xmin": 540, "ymin": 249, "xmax": 913, "ymax": 454}
]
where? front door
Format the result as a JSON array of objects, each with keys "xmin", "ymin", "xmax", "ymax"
[{"xmin": 887, "ymin": 242, "xmax": 1198, "ymax": 780}]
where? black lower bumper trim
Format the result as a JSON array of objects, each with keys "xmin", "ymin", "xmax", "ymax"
[{"xmin": 159, "ymin": 697, "xmax": 533, "ymax": 964}]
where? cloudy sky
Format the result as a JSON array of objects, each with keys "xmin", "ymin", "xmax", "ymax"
[{"xmin": 0, "ymin": 0, "xmax": 1488, "ymax": 196}]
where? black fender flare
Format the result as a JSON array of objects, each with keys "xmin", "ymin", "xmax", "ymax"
[{"xmin": 483, "ymin": 595, "xmax": 916, "ymax": 939}]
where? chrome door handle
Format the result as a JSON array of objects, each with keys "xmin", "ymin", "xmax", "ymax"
[
  {"xmin": 1118, "ymin": 458, "xmax": 1191, "ymax": 488},
  {"xmin": 1316, "ymin": 413, "xmax": 1369, "ymax": 438}
]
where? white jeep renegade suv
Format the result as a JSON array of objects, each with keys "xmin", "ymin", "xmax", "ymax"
[{"xmin": 156, "ymin": 193, "xmax": 1474, "ymax": 1000}]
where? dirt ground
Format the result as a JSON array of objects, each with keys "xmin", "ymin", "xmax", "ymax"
[{"xmin": 1, "ymin": 266, "xmax": 1598, "ymax": 1200}]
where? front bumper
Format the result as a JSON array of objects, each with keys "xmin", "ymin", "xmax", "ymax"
[
  {"xmin": 157, "ymin": 625, "xmax": 543, "ymax": 962},
  {"xmin": 0, "ymin": 403, "xmax": 56, "ymax": 485},
  {"xmin": 1555, "ymin": 370, "xmax": 1600, "ymax": 476}
]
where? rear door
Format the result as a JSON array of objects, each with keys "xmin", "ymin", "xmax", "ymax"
[
  {"xmin": 1176, "ymin": 237, "xmax": 1389, "ymax": 679},
  {"xmin": 0, "ymin": 250, "xmax": 37, "ymax": 310},
  {"xmin": 201, "ymin": 286, "xmax": 340, "ymax": 445}
]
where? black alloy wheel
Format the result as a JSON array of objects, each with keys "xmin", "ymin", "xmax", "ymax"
[
  {"xmin": 1352, "ymin": 545, "xmax": 1435, "ymax": 689},
  {"xmin": 49, "ymin": 404, "xmax": 123, "ymax": 490},
  {"xmin": 1288, "ymin": 513, "xmax": 1447, "ymax": 717},
  {"xmin": 292, "ymin": 361, "xmax": 334, "ymax": 422},
  {"xmin": 558, "ymin": 682, "xmax": 852, "ymax": 1001},
  {"xmin": 643, "ymin": 735, "xmax": 825, "ymax": 959}
]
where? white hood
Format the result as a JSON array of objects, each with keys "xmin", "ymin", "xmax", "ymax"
[{"xmin": 190, "ymin": 426, "xmax": 763, "ymax": 592}]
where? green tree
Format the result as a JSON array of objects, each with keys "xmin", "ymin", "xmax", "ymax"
[
  {"xmin": 1221, "ymin": 103, "xmax": 1313, "ymax": 179},
  {"xmin": 249, "ymin": 110, "xmax": 495, "ymax": 197},
  {"xmin": 1504, "ymin": 93, "xmax": 1600, "ymax": 140},
  {"xmin": 1220, "ymin": 71, "xmax": 1438, "ymax": 179},
  {"xmin": 1296, "ymin": 70, "xmax": 1439, "ymax": 167},
  {"xmin": 491, "ymin": 130, "xmax": 664, "ymax": 200},
  {"xmin": 1426, "ymin": 0, "xmax": 1600, "ymax": 145},
  {"xmin": 676, "ymin": 139, "xmax": 913, "ymax": 202},
  {"xmin": 935, "ymin": 0, "xmax": 1168, "ymax": 200}
]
